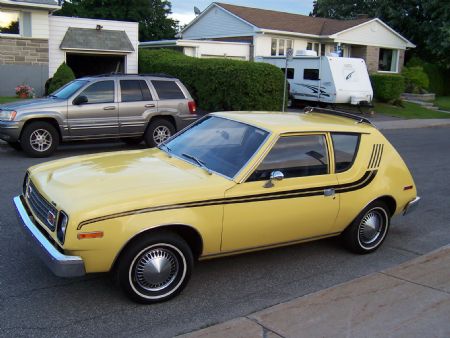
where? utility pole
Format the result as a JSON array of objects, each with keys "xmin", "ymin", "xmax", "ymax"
[{"xmin": 282, "ymin": 48, "xmax": 293, "ymax": 112}]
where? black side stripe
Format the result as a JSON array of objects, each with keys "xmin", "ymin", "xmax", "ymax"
[
  {"xmin": 375, "ymin": 145, "xmax": 384, "ymax": 167},
  {"xmin": 368, "ymin": 144, "xmax": 384, "ymax": 169},
  {"xmin": 77, "ymin": 170, "xmax": 378, "ymax": 229}
]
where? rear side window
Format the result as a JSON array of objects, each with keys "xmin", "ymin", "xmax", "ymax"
[
  {"xmin": 120, "ymin": 80, "xmax": 153, "ymax": 102},
  {"xmin": 304, "ymin": 69, "xmax": 319, "ymax": 80},
  {"xmin": 332, "ymin": 133, "xmax": 360, "ymax": 172},
  {"xmin": 152, "ymin": 80, "xmax": 185, "ymax": 100}
]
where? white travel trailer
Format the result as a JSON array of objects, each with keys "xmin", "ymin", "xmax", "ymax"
[{"xmin": 258, "ymin": 53, "xmax": 373, "ymax": 105}]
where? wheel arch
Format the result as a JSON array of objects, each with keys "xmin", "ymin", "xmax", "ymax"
[
  {"xmin": 21, "ymin": 117, "xmax": 62, "ymax": 142},
  {"xmin": 146, "ymin": 115, "xmax": 177, "ymax": 132}
]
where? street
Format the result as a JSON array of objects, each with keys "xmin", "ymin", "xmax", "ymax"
[{"xmin": 0, "ymin": 126, "xmax": 449, "ymax": 338}]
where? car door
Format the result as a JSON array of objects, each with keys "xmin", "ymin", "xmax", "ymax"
[
  {"xmin": 118, "ymin": 79, "xmax": 157, "ymax": 135},
  {"xmin": 68, "ymin": 80, "xmax": 118, "ymax": 137},
  {"xmin": 221, "ymin": 133, "xmax": 340, "ymax": 252}
]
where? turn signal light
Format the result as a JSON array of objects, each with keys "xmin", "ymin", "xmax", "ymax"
[
  {"xmin": 77, "ymin": 231, "xmax": 104, "ymax": 240},
  {"xmin": 403, "ymin": 185, "xmax": 413, "ymax": 190}
]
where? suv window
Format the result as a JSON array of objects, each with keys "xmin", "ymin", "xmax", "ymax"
[
  {"xmin": 80, "ymin": 81, "xmax": 114, "ymax": 104},
  {"xmin": 152, "ymin": 80, "xmax": 185, "ymax": 100},
  {"xmin": 332, "ymin": 133, "xmax": 360, "ymax": 172},
  {"xmin": 248, "ymin": 134, "xmax": 329, "ymax": 181},
  {"xmin": 120, "ymin": 80, "xmax": 153, "ymax": 102}
]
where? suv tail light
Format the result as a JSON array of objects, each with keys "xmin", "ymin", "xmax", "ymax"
[{"xmin": 188, "ymin": 100, "xmax": 197, "ymax": 114}]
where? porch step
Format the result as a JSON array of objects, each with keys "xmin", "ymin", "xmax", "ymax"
[{"xmin": 403, "ymin": 99, "xmax": 439, "ymax": 110}]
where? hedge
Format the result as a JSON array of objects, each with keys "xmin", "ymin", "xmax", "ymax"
[
  {"xmin": 49, "ymin": 63, "xmax": 75, "ymax": 94},
  {"xmin": 402, "ymin": 66, "xmax": 429, "ymax": 93},
  {"xmin": 406, "ymin": 57, "xmax": 449, "ymax": 96},
  {"xmin": 139, "ymin": 49, "xmax": 285, "ymax": 111},
  {"xmin": 370, "ymin": 74, "xmax": 405, "ymax": 102}
]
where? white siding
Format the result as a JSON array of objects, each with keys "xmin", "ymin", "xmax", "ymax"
[
  {"xmin": 48, "ymin": 16, "xmax": 139, "ymax": 77},
  {"xmin": 333, "ymin": 20, "xmax": 409, "ymax": 49},
  {"xmin": 254, "ymin": 34, "xmax": 319, "ymax": 57},
  {"xmin": 182, "ymin": 6, "xmax": 254, "ymax": 39},
  {"xmin": 183, "ymin": 40, "xmax": 250, "ymax": 60},
  {"xmin": 30, "ymin": 10, "xmax": 49, "ymax": 39}
]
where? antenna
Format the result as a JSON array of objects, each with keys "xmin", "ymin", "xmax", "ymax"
[{"xmin": 194, "ymin": 6, "xmax": 201, "ymax": 15}]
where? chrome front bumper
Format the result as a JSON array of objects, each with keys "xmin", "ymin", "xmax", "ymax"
[
  {"xmin": 403, "ymin": 196, "xmax": 421, "ymax": 216},
  {"xmin": 13, "ymin": 195, "xmax": 85, "ymax": 277}
]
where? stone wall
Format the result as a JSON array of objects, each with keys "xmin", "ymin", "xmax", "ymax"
[
  {"xmin": 0, "ymin": 37, "xmax": 49, "ymax": 65},
  {"xmin": 365, "ymin": 46, "xmax": 380, "ymax": 74}
]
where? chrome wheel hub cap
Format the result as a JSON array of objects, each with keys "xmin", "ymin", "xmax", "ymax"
[
  {"xmin": 135, "ymin": 248, "xmax": 178, "ymax": 291},
  {"xmin": 359, "ymin": 211, "xmax": 382, "ymax": 245},
  {"xmin": 30, "ymin": 129, "xmax": 52, "ymax": 152},
  {"xmin": 153, "ymin": 126, "xmax": 171, "ymax": 145}
]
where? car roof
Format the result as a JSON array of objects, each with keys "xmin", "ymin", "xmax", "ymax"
[
  {"xmin": 212, "ymin": 111, "xmax": 376, "ymax": 134},
  {"xmin": 79, "ymin": 73, "xmax": 178, "ymax": 81}
]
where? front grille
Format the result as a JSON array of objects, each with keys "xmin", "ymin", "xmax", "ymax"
[{"xmin": 26, "ymin": 181, "xmax": 57, "ymax": 231}]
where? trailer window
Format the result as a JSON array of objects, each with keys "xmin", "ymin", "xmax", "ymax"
[
  {"xmin": 304, "ymin": 69, "xmax": 319, "ymax": 81},
  {"xmin": 281, "ymin": 68, "xmax": 295, "ymax": 79}
]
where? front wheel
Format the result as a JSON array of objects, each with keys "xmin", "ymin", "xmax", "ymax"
[
  {"xmin": 342, "ymin": 201, "xmax": 390, "ymax": 254},
  {"xmin": 20, "ymin": 121, "xmax": 59, "ymax": 157},
  {"xmin": 144, "ymin": 119, "xmax": 175, "ymax": 148},
  {"xmin": 116, "ymin": 233, "xmax": 193, "ymax": 303}
]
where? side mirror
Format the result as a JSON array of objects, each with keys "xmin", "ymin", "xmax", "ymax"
[
  {"xmin": 264, "ymin": 170, "xmax": 284, "ymax": 188},
  {"xmin": 73, "ymin": 95, "xmax": 88, "ymax": 105}
]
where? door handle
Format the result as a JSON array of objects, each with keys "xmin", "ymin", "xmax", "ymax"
[
  {"xmin": 145, "ymin": 104, "xmax": 156, "ymax": 108},
  {"xmin": 103, "ymin": 106, "xmax": 116, "ymax": 110},
  {"xmin": 324, "ymin": 188, "xmax": 335, "ymax": 197}
]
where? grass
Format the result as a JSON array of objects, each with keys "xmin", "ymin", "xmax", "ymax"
[
  {"xmin": 434, "ymin": 96, "xmax": 450, "ymax": 111},
  {"xmin": 374, "ymin": 101, "xmax": 450, "ymax": 119},
  {"xmin": 0, "ymin": 96, "xmax": 25, "ymax": 104}
]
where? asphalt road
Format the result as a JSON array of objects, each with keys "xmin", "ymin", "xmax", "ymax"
[{"xmin": 1, "ymin": 127, "xmax": 449, "ymax": 338}]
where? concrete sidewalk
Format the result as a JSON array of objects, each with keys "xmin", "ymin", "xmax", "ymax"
[{"xmin": 179, "ymin": 245, "xmax": 450, "ymax": 338}]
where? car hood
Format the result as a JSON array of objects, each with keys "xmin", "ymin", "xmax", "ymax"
[
  {"xmin": 0, "ymin": 97, "xmax": 65, "ymax": 111},
  {"xmin": 28, "ymin": 149, "xmax": 234, "ymax": 226}
]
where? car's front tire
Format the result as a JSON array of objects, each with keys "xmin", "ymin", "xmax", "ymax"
[
  {"xmin": 144, "ymin": 119, "xmax": 175, "ymax": 147},
  {"xmin": 20, "ymin": 121, "xmax": 59, "ymax": 157},
  {"xmin": 117, "ymin": 232, "xmax": 193, "ymax": 304},
  {"xmin": 342, "ymin": 201, "xmax": 390, "ymax": 254}
]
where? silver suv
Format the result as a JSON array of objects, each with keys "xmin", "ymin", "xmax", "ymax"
[{"xmin": 0, "ymin": 74, "xmax": 197, "ymax": 157}]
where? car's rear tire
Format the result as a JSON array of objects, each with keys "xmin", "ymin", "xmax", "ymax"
[
  {"xmin": 7, "ymin": 141, "xmax": 22, "ymax": 151},
  {"xmin": 116, "ymin": 232, "xmax": 193, "ymax": 304},
  {"xmin": 20, "ymin": 121, "xmax": 59, "ymax": 157},
  {"xmin": 144, "ymin": 119, "xmax": 175, "ymax": 147},
  {"xmin": 342, "ymin": 201, "xmax": 390, "ymax": 254},
  {"xmin": 121, "ymin": 137, "xmax": 143, "ymax": 146}
]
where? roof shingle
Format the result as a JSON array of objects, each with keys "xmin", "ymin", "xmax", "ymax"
[{"xmin": 60, "ymin": 28, "xmax": 135, "ymax": 52}]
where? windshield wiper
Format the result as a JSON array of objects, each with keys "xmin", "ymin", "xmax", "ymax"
[
  {"xmin": 182, "ymin": 153, "xmax": 212, "ymax": 175},
  {"xmin": 158, "ymin": 143, "xmax": 172, "ymax": 157}
]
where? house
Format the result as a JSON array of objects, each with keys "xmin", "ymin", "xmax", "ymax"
[
  {"xmin": 144, "ymin": 2, "xmax": 415, "ymax": 74},
  {"xmin": 0, "ymin": 0, "xmax": 138, "ymax": 96}
]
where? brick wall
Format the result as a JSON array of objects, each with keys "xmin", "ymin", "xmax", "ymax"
[
  {"xmin": 0, "ymin": 37, "xmax": 49, "ymax": 65},
  {"xmin": 398, "ymin": 49, "xmax": 405, "ymax": 73},
  {"xmin": 365, "ymin": 46, "xmax": 380, "ymax": 74}
]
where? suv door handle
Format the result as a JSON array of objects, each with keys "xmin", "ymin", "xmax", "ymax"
[
  {"xmin": 324, "ymin": 188, "xmax": 335, "ymax": 197},
  {"xmin": 103, "ymin": 106, "xmax": 116, "ymax": 110},
  {"xmin": 145, "ymin": 104, "xmax": 156, "ymax": 108}
]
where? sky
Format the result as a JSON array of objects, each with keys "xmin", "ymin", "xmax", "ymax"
[{"xmin": 169, "ymin": 0, "xmax": 315, "ymax": 26}]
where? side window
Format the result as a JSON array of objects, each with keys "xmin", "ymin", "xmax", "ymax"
[
  {"xmin": 120, "ymin": 80, "xmax": 153, "ymax": 102},
  {"xmin": 79, "ymin": 81, "xmax": 114, "ymax": 104},
  {"xmin": 332, "ymin": 133, "xmax": 360, "ymax": 172},
  {"xmin": 248, "ymin": 135, "xmax": 329, "ymax": 181},
  {"xmin": 304, "ymin": 69, "xmax": 319, "ymax": 80},
  {"xmin": 281, "ymin": 68, "xmax": 295, "ymax": 79},
  {"xmin": 152, "ymin": 80, "xmax": 185, "ymax": 100}
]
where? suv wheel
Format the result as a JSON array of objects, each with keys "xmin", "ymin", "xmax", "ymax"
[
  {"xmin": 144, "ymin": 119, "xmax": 175, "ymax": 147},
  {"xmin": 21, "ymin": 121, "xmax": 59, "ymax": 157}
]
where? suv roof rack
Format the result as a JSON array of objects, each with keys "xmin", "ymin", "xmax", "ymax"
[
  {"xmin": 89, "ymin": 73, "xmax": 176, "ymax": 79},
  {"xmin": 304, "ymin": 107, "xmax": 373, "ymax": 125}
]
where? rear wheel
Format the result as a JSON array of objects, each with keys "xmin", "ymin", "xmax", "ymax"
[
  {"xmin": 20, "ymin": 121, "xmax": 59, "ymax": 157},
  {"xmin": 116, "ymin": 232, "xmax": 193, "ymax": 303},
  {"xmin": 342, "ymin": 201, "xmax": 390, "ymax": 254},
  {"xmin": 144, "ymin": 119, "xmax": 175, "ymax": 147}
]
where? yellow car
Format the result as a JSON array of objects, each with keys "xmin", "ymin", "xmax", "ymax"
[{"xmin": 14, "ymin": 108, "xmax": 420, "ymax": 303}]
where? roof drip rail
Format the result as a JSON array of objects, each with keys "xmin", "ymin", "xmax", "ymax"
[
  {"xmin": 304, "ymin": 107, "xmax": 373, "ymax": 125},
  {"xmin": 89, "ymin": 73, "xmax": 176, "ymax": 78}
]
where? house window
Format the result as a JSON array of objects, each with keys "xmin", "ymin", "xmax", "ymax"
[
  {"xmin": 271, "ymin": 38, "xmax": 294, "ymax": 56},
  {"xmin": 378, "ymin": 48, "xmax": 399, "ymax": 72},
  {"xmin": 0, "ymin": 10, "xmax": 20, "ymax": 35},
  {"xmin": 306, "ymin": 42, "xmax": 320, "ymax": 55}
]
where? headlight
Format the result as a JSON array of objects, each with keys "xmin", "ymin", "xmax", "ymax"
[
  {"xmin": 0, "ymin": 110, "xmax": 17, "ymax": 121},
  {"xmin": 57, "ymin": 211, "xmax": 69, "ymax": 244}
]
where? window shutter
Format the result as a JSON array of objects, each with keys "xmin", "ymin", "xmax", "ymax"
[{"xmin": 22, "ymin": 12, "xmax": 32, "ymax": 37}]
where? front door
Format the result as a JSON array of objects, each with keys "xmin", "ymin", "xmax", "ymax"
[
  {"xmin": 68, "ymin": 80, "xmax": 118, "ymax": 137},
  {"xmin": 221, "ymin": 133, "xmax": 340, "ymax": 252}
]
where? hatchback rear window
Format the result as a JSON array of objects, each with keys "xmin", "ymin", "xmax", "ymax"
[
  {"xmin": 332, "ymin": 133, "xmax": 360, "ymax": 172},
  {"xmin": 152, "ymin": 80, "xmax": 185, "ymax": 100}
]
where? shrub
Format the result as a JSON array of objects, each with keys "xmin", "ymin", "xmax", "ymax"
[
  {"xmin": 139, "ymin": 49, "xmax": 285, "ymax": 111},
  {"xmin": 48, "ymin": 63, "xmax": 75, "ymax": 94},
  {"xmin": 402, "ymin": 66, "xmax": 429, "ymax": 93},
  {"xmin": 406, "ymin": 57, "xmax": 447, "ymax": 95},
  {"xmin": 370, "ymin": 74, "xmax": 405, "ymax": 102}
]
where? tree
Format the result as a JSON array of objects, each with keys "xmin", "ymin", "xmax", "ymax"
[
  {"xmin": 310, "ymin": 0, "xmax": 450, "ymax": 68},
  {"xmin": 55, "ymin": 0, "xmax": 178, "ymax": 41}
]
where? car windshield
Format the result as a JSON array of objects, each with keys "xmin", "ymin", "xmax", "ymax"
[
  {"xmin": 50, "ymin": 80, "xmax": 89, "ymax": 99},
  {"xmin": 164, "ymin": 116, "xmax": 269, "ymax": 179}
]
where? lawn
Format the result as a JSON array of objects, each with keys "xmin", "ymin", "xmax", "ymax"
[
  {"xmin": 434, "ymin": 96, "xmax": 450, "ymax": 111},
  {"xmin": 374, "ymin": 101, "xmax": 450, "ymax": 119},
  {"xmin": 0, "ymin": 96, "xmax": 24, "ymax": 104}
]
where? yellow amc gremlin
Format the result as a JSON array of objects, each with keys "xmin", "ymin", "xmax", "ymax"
[{"xmin": 14, "ymin": 108, "xmax": 420, "ymax": 303}]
